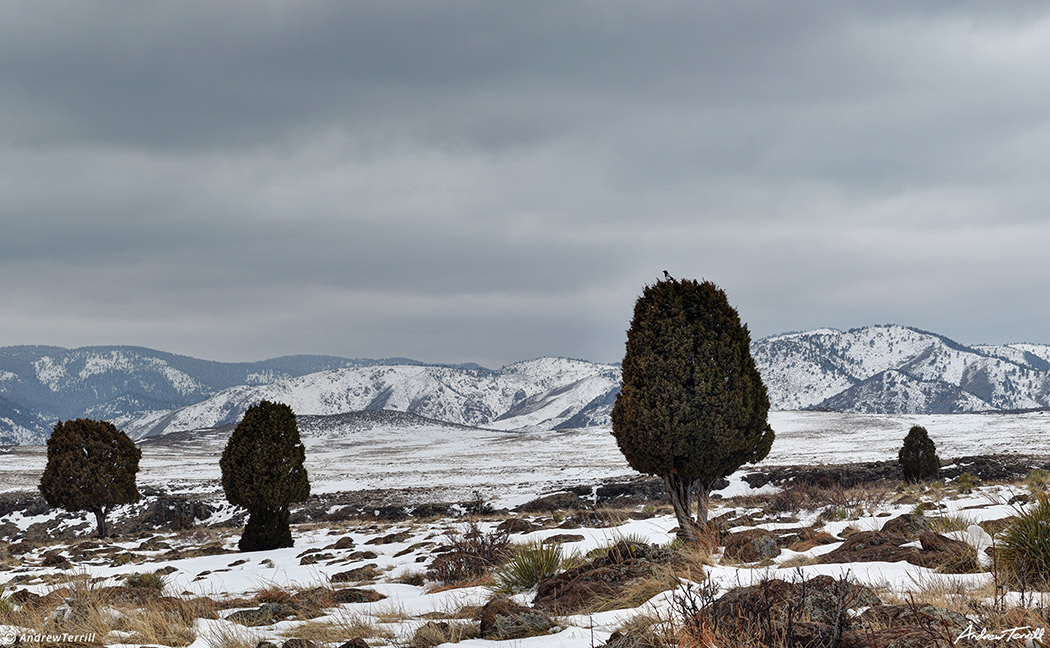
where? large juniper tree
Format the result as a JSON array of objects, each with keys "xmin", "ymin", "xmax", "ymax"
[
  {"xmin": 899, "ymin": 425, "xmax": 940, "ymax": 483},
  {"xmin": 39, "ymin": 419, "xmax": 141, "ymax": 538},
  {"xmin": 220, "ymin": 400, "xmax": 310, "ymax": 551},
  {"xmin": 611, "ymin": 277, "xmax": 774, "ymax": 543}
]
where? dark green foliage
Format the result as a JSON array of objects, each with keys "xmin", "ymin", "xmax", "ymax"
[
  {"xmin": 898, "ymin": 425, "xmax": 940, "ymax": 483},
  {"xmin": 611, "ymin": 278, "xmax": 774, "ymax": 540},
  {"xmin": 220, "ymin": 400, "xmax": 310, "ymax": 551},
  {"xmin": 39, "ymin": 418, "xmax": 141, "ymax": 538}
]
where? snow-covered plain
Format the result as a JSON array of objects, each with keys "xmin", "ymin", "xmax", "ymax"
[{"xmin": 3, "ymin": 410, "xmax": 1050, "ymax": 503}]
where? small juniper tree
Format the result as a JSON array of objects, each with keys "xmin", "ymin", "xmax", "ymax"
[
  {"xmin": 899, "ymin": 425, "xmax": 940, "ymax": 483},
  {"xmin": 220, "ymin": 400, "xmax": 310, "ymax": 551},
  {"xmin": 611, "ymin": 277, "xmax": 774, "ymax": 544},
  {"xmin": 39, "ymin": 419, "xmax": 141, "ymax": 538}
]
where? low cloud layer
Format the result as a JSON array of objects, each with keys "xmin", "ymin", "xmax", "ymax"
[{"xmin": 3, "ymin": 2, "xmax": 1049, "ymax": 366}]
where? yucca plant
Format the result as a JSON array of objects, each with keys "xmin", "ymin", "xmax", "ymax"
[
  {"xmin": 999, "ymin": 494, "xmax": 1050, "ymax": 589},
  {"xmin": 493, "ymin": 541, "xmax": 567, "ymax": 593}
]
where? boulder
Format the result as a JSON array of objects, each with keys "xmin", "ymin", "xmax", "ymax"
[
  {"xmin": 703, "ymin": 575, "xmax": 966, "ymax": 648},
  {"xmin": 533, "ymin": 541, "xmax": 673, "ymax": 614},
  {"xmin": 331, "ymin": 564, "xmax": 380, "ymax": 583},
  {"xmin": 479, "ymin": 597, "xmax": 552, "ymax": 640},
  {"xmin": 518, "ymin": 491, "xmax": 580, "ymax": 513},
  {"xmin": 708, "ymin": 575, "xmax": 881, "ymax": 632},
  {"xmin": 722, "ymin": 529, "xmax": 779, "ymax": 562},
  {"xmin": 227, "ymin": 602, "xmax": 299, "ymax": 626},
  {"xmin": 496, "ymin": 518, "xmax": 536, "ymax": 534},
  {"xmin": 880, "ymin": 513, "xmax": 931, "ymax": 540},
  {"xmin": 918, "ymin": 531, "xmax": 979, "ymax": 573},
  {"xmin": 542, "ymin": 534, "xmax": 586, "ymax": 545},
  {"xmin": 817, "ymin": 530, "xmax": 920, "ymax": 566}
]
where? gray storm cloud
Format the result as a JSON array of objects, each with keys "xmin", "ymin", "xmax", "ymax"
[{"xmin": 2, "ymin": 1, "xmax": 1049, "ymax": 366}]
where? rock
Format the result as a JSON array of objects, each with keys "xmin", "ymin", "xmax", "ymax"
[
  {"xmin": 365, "ymin": 531, "xmax": 411, "ymax": 545},
  {"xmin": 332, "ymin": 587, "xmax": 386, "ymax": 604},
  {"xmin": 708, "ymin": 575, "xmax": 882, "ymax": 633},
  {"xmin": 281, "ymin": 640, "xmax": 320, "ymax": 648},
  {"xmin": 335, "ymin": 641, "xmax": 369, "ymax": 648},
  {"xmin": 41, "ymin": 550, "xmax": 71, "ymax": 568},
  {"xmin": 818, "ymin": 528, "xmax": 978, "ymax": 572},
  {"xmin": 880, "ymin": 513, "xmax": 931, "ymax": 540},
  {"xmin": 817, "ymin": 530, "xmax": 919, "ymax": 566},
  {"xmin": 841, "ymin": 603, "xmax": 970, "ymax": 648},
  {"xmin": 332, "ymin": 535, "xmax": 356, "ymax": 549},
  {"xmin": 228, "ymin": 602, "xmax": 298, "ymax": 626},
  {"xmin": 255, "ymin": 642, "xmax": 279, "ymax": 648},
  {"xmin": 299, "ymin": 552, "xmax": 334, "ymax": 565},
  {"xmin": 517, "ymin": 492, "xmax": 579, "ymax": 513},
  {"xmin": 918, "ymin": 531, "xmax": 979, "ymax": 573},
  {"xmin": 783, "ymin": 529, "xmax": 838, "ymax": 552},
  {"xmin": 331, "ymin": 564, "xmax": 380, "ymax": 583},
  {"xmin": 496, "ymin": 518, "xmax": 537, "ymax": 534},
  {"xmin": 542, "ymin": 534, "xmax": 586, "ymax": 545},
  {"xmin": 138, "ymin": 495, "xmax": 215, "ymax": 530},
  {"xmin": 347, "ymin": 550, "xmax": 379, "ymax": 561},
  {"xmin": 479, "ymin": 597, "xmax": 552, "ymax": 640},
  {"xmin": 722, "ymin": 529, "xmax": 780, "ymax": 562},
  {"xmin": 533, "ymin": 541, "xmax": 673, "ymax": 614}
]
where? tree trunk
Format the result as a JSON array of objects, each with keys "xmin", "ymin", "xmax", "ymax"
[
  {"xmin": 663, "ymin": 473, "xmax": 698, "ymax": 544},
  {"xmin": 695, "ymin": 480, "xmax": 714, "ymax": 528},
  {"xmin": 93, "ymin": 508, "xmax": 108, "ymax": 538},
  {"xmin": 239, "ymin": 506, "xmax": 293, "ymax": 552}
]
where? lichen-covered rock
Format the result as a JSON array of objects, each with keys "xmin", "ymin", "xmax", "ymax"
[
  {"xmin": 880, "ymin": 513, "xmax": 931, "ymax": 540},
  {"xmin": 227, "ymin": 602, "xmax": 299, "ymax": 626},
  {"xmin": 722, "ymin": 528, "xmax": 780, "ymax": 562},
  {"xmin": 533, "ymin": 541, "xmax": 674, "ymax": 614},
  {"xmin": 479, "ymin": 598, "xmax": 552, "ymax": 640}
]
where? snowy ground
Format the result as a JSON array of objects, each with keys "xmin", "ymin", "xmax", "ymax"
[
  {"xmin": 4, "ymin": 410, "xmax": 1050, "ymax": 505},
  {"xmin": 4, "ymin": 410, "xmax": 1050, "ymax": 647},
  {"xmin": 1, "ymin": 482, "xmax": 1041, "ymax": 648}
]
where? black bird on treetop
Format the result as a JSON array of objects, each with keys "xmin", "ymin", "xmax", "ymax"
[{"xmin": 663, "ymin": 270, "xmax": 673, "ymax": 280}]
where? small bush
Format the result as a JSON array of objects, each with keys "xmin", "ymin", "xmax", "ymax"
[
  {"xmin": 999, "ymin": 495, "xmax": 1050, "ymax": 589},
  {"xmin": 125, "ymin": 571, "xmax": 166, "ymax": 591},
  {"xmin": 898, "ymin": 425, "xmax": 940, "ymax": 483},
  {"xmin": 493, "ymin": 541, "xmax": 567, "ymax": 593},
  {"xmin": 426, "ymin": 522, "xmax": 510, "ymax": 585}
]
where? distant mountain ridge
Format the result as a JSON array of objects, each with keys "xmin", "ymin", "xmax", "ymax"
[
  {"xmin": 3, "ymin": 325, "xmax": 1050, "ymax": 445},
  {"xmin": 752, "ymin": 324, "xmax": 1050, "ymax": 414},
  {"xmin": 0, "ymin": 346, "xmax": 620, "ymax": 444}
]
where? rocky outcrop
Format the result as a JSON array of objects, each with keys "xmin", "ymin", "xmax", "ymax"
[
  {"xmin": 533, "ymin": 541, "xmax": 674, "ymax": 614},
  {"xmin": 478, "ymin": 598, "xmax": 552, "ymax": 640}
]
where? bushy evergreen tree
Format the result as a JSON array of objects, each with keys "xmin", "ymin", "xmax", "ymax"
[
  {"xmin": 611, "ymin": 278, "xmax": 774, "ymax": 543},
  {"xmin": 39, "ymin": 419, "xmax": 141, "ymax": 538},
  {"xmin": 899, "ymin": 425, "xmax": 940, "ymax": 483},
  {"xmin": 220, "ymin": 400, "xmax": 310, "ymax": 551}
]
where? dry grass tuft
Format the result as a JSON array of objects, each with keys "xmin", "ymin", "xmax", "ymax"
[{"xmin": 281, "ymin": 613, "xmax": 395, "ymax": 643}]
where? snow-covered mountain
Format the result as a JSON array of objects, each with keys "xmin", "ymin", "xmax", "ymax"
[
  {"xmin": 5, "ymin": 325, "xmax": 1050, "ymax": 445},
  {"xmin": 119, "ymin": 357, "xmax": 621, "ymax": 439},
  {"xmin": 0, "ymin": 346, "xmax": 446, "ymax": 444},
  {"xmin": 752, "ymin": 325, "xmax": 1050, "ymax": 414},
  {"xmin": 0, "ymin": 346, "xmax": 621, "ymax": 444}
]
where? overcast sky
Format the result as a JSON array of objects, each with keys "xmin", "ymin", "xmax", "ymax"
[{"xmin": 3, "ymin": 2, "xmax": 1049, "ymax": 367}]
